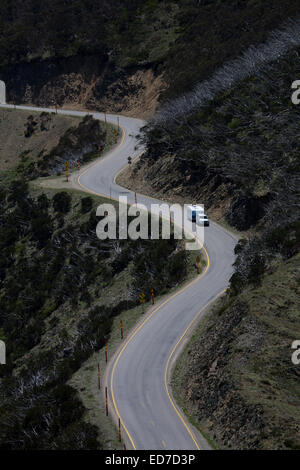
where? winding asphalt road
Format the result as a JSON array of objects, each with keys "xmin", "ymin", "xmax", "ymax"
[{"xmin": 1, "ymin": 104, "xmax": 237, "ymax": 450}]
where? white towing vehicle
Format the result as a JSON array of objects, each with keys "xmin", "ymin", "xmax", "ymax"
[
  {"xmin": 186, "ymin": 205, "xmax": 209, "ymax": 227},
  {"xmin": 187, "ymin": 205, "xmax": 204, "ymax": 222},
  {"xmin": 197, "ymin": 213, "xmax": 210, "ymax": 227}
]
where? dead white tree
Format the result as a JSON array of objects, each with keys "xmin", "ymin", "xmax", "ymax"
[{"xmin": 152, "ymin": 18, "xmax": 300, "ymax": 125}]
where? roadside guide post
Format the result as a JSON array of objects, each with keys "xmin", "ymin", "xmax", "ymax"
[
  {"xmin": 65, "ymin": 161, "xmax": 69, "ymax": 182},
  {"xmin": 151, "ymin": 288, "xmax": 155, "ymax": 305},
  {"xmin": 118, "ymin": 418, "xmax": 122, "ymax": 442},
  {"xmin": 120, "ymin": 320, "xmax": 124, "ymax": 340},
  {"xmin": 104, "ymin": 337, "xmax": 108, "ymax": 363},
  {"xmin": 139, "ymin": 292, "xmax": 146, "ymax": 313},
  {"xmin": 97, "ymin": 363, "xmax": 101, "ymax": 390},
  {"xmin": 105, "ymin": 387, "xmax": 108, "ymax": 416}
]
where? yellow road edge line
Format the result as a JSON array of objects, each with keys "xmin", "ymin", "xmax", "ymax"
[
  {"xmin": 108, "ymin": 246, "xmax": 210, "ymax": 450},
  {"xmin": 77, "ymin": 121, "xmax": 127, "ymax": 195},
  {"xmin": 72, "ymin": 113, "xmax": 217, "ymax": 451},
  {"xmin": 164, "ymin": 286, "xmax": 226, "ymax": 451},
  {"xmin": 20, "ymin": 105, "xmax": 231, "ymax": 450},
  {"xmin": 113, "ymin": 151, "xmax": 145, "ymax": 184}
]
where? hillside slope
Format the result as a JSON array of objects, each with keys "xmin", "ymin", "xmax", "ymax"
[
  {"xmin": 0, "ymin": 108, "xmax": 81, "ymax": 171},
  {"xmin": 0, "ymin": 113, "xmax": 193, "ymax": 449},
  {"xmin": 117, "ymin": 26, "xmax": 300, "ymax": 449},
  {"xmin": 0, "ymin": 2, "xmax": 299, "ymax": 451},
  {"xmin": 1, "ymin": 1, "xmax": 300, "ymax": 114},
  {"xmin": 173, "ymin": 253, "xmax": 300, "ymax": 450},
  {"xmin": 135, "ymin": 39, "xmax": 299, "ymax": 231}
]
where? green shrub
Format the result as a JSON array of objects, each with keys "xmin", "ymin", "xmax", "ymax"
[
  {"xmin": 81, "ymin": 196, "xmax": 93, "ymax": 214},
  {"xmin": 52, "ymin": 192, "xmax": 71, "ymax": 214}
]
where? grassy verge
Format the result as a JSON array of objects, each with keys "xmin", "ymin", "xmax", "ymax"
[
  {"xmin": 27, "ymin": 134, "xmax": 207, "ymax": 449},
  {"xmin": 0, "ymin": 107, "xmax": 83, "ymax": 182},
  {"xmin": 0, "ymin": 108, "xmax": 120, "ymax": 187},
  {"xmin": 60, "ymin": 121, "xmax": 119, "ymax": 177},
  {"xmin": 69, "ymin": 246, "xmax": 205, "ymax": 449}
]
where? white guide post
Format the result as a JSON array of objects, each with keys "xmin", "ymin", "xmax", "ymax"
[{"xmin": 0, "ymin": 81, "xmax": 6, "ymax": 104}]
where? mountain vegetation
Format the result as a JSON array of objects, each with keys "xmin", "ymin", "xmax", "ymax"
[
  {"xmin": 173, "ymin": 252, "xmax": 300, "ymax": 450},
  {"xmin": 0, "ymin": 108, "xmax": 81, "ymax": 172},
  {"xmin": 1, "ymin": 0, "xmax": 300, "ymax": 110},
  {"xmin": 139, "ymin": 35, "xmax": 300, "ymax": 268},
  {"xmin": 0, "ymin": 113, "xmax": 189, "ymax": 449},
  {"xmin": 123, "ymin": 23, "xmax": 300, "ymax": 449},
  {"xmin": 0, "ymin": 110, "xmax": 117, "ymax": 183},
  {"xmin": 0, "ymin": 185, "xmax": 188, "ymax": 449},
  {"xmin": 0, "ymin": 0, "xmax": 299, "ymax": 451}
]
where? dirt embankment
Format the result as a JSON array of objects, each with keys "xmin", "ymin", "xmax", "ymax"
[
  {"xmin": 116, "ymin": 156, "xmax": 237, "ymax": 232},
  {"xmin": 1, "ymin": 55, "xmax": 165, "ymax": 119},
  {"xmin": 172, "ymin": 254, "xmax": 300, "ymax": 450}
]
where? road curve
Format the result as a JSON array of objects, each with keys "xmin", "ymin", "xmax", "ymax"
[{"xmin": 1, "ymin": 104, "xmax": 237, "ymax": 450}]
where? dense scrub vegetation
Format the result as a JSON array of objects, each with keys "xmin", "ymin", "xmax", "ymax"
[
  {"xmin": 140, "ymin": 43, "xmax": 300, "ymax": 263},
  {"xmin": 132, "ymin": 23, "xmax": 300, "ymax": 449},
  {"xmin": 173, "ymin": 252, "xmax": 300, "ymax": 450},
  {"xmin": 0, "ymin": 179, "xmax": 188, "ymax": 448},
  {"xmin": 39, "ymin": 114, "xmax": 111, "ymax": 175},
  {"xmin": 0, "ymin": 113, "xmax": 114, "ymax": 181},
  {"xmin": 1, "ymin": 0, "xmax": 299, "ymax": 102},
  {"xmin": 162, "ymin": 0, "xmax": 300, "ymax": 99},
  {"xmin": 0, "ymin": 0, "xmax": 178, "ymax": 70},
  {"xmin": 0, "ymin": 106, "xmax": 189, "ymax": 448}
]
